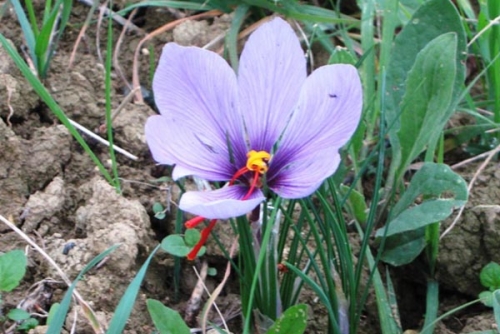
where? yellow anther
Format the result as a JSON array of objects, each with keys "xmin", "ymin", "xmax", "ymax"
[{"xmin": 246, "ymin": 150, "xmax": 271, "ymax": 174}]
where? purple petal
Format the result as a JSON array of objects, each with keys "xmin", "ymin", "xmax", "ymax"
[
  {"xmin": 146, "ymin": 116, "xmax": 231, "ymax": 181},
  {"xmin": 179, "ymin": 186, "xmax": 265, "ymax": 219},
  {"xmin": 238, "ymin": 17, "xmax": 307, "ymax": 152},
  {"xmin": 146, "ymin": 44, "xmax": 249, "ymax": 180},
  {"xmin": 269, "ymin": 151, "xmax": 341, "ymax": 198},
  {"xmin": 268, "ymin": 64, "xmax": 362, "ymax": 198},
  {"xmin": 276, "ymin": 64, "xmax": 362, "ymax": 157}
]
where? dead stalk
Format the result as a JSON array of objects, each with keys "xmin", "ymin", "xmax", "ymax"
[
  {"xmin": 113, "ymin": 9, "xmax": 138, "ymax": 90},
  {"xmin": 6, "ymin": 84, "xmax": 14, "ymax": 127},
  {"xmin": 68, "ymin": 0, "xmax": 99, "ymax": 68},
  {"xmin": 185, "ymin": 260, "xmax": 209, "ymax": 325},
  {"xmin": 79, "ymin": 0, "xmax": 143, "ymax": 34},
  {"xmin": 201, "ymin": 238, "xmax": 239, "ymax": 333},
  {"xmin": 131, "ymin": 10, "xmax": 223, "ymax": 104}
]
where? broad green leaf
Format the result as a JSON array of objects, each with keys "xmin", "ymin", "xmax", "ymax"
[
  {"xmin": 207, "ymin": 267, "xmax": 217, "ymax": 276},
  {"xmin": 480, "ymin": 262, "xmax": 500, "ymax": 290},
  {"xmin": 378, "ymin": 200, "xmax": 460, "ymax": 237},
  {"xmin": 396, "ymin": 32, "xmax": 457, "ymax": 180},
  {"xmin": 7, "ymin": 308, "xmax": 30, "ymax": 321},
  {"xmin": 339, "ymin": 185, "xmax": 368, "ymax": 224},
  {"xmin": 0, "ymin": 250, "xmax": 27, "ymax": 292},
  {"xmin": 391, "ymin": 163, "xmax": 468, "ymax": 218},
  {"xmin": 184, "ymin": 229, "xmax": 201, "ymax": 247},
  {"xmin": 147, "ymin": 299, "xmax": 190, "ymax": 334},
  {"xmin": 385, "ymin": 0, "xmax": 466, "ymax": 179},
  {"xmin": 479, "ymin": 291, "xmax": 493, "ymax": 307},
  {"xmin": 328, "ymin": 46, "xmax": 357, "ymax": 65},
  {"xmin": 16, "ymin": 318, "xmax": 38, "ymax": 330},
  {"xmin": 266, "ymin": 304, "xmax": 308, "ymax": 334},
  {"xmin": 152, "ymin": 202, "xmax": 163, "ymax": 214},
  {"xmin": 379, "ymin": 229, "xmax": 426, "ymax": 266},
  {"xmin": 161, "ymin": 235, "xmax": 190, "ymax": 257},
  {"xmin": 377, "ymin": 163, "xmax": 467, "ymax": 265}
]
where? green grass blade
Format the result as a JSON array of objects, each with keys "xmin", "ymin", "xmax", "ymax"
[
  {"xmin": 0, "ymin": 33, "xmax": 114, "ymax": 185},
  {"xmin": 105, "ymin": 2, "xmax": 120, "ymax": 191},
  {"xmin": 284, "ymin": 262, "xmax": 339, "ymax": 332},
  {"xmin": 493, "ymin": 290, "xmax": 500, "ymax": 330},
  {"xmin": 47, "ymin": 244, "xmax": 121, "ymax": 334},
  {"xmin": 40, "ymin": 0, "xmax": 73, "ymax": 78},
  {"xmin": 421, "ymin": 279, "xmax": 439, "ymax": 334},
  {"xmin": 225, "ymin": 4, "xmax": 249, "ymax": 73},
  {"xmin": 118, "ymin": 1, "xmax": 216, "ymax": 15},
  {"xmin": 243, "ymin": 197, "xmax": 281, "ymax": 333},
  {"xmin": 24, "ymin": 0, "xmax": 39, "ymax": 36},
  {"xmin": 35, "ymin": 2, "xmax": 60, "ymax": 74},
  {"xmin": 9, "ymin": 0, "xmax": 37, "ymax": 66},
  {"xmin": 106, "ymin": 245, "xmax": 160, "ymax": 334}
]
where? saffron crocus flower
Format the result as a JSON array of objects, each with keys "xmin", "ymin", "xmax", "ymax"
[{"xmin": 146, "ymin": 17, "xmax": 362, "ymax": 259}]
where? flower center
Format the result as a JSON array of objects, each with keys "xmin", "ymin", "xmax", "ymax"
[
  {"xmin": 185, "ymin": 150, "xmax": 271, "ymax": 261},
  {"xmin": 246, "ymin": 150, "xmax": 271, "ymax": 174}
]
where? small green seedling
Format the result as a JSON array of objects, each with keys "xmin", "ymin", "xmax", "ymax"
[
  {"xmin": 478, "ymin": 262, "xmax": 500, "ymax": 307},
  {"xmin": 153, "ymin": 202, "xmax": 167, "ymax": 220},
  {"xmin": 161, "ymin": 229, "xmax": 206, "ymax": 258},
  {"xmin": 147, "ymin": 299, "xmax": 190, "ymax": 334},
  {"xmin": 0, "ymin": 250, "xmax": 32, "ymax": 331},
  {"xmin": 207, "ymin": 267, "xmax": 217, "ymax": 276}
]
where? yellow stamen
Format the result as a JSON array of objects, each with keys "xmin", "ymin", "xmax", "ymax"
[{"xmin": 246, "ymin": 150, "xmax": 271, "ymax": 174}]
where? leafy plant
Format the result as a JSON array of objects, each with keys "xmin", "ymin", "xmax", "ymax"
[
  {"xmin": 161, "ymin": 229, "xmax": 206, "ymax": 258},
  {"xmin": 0, "ymin": 250, "xmax": 31, "ymax": 332},
  {"xmin": 479, "ymin": 262, "xmax": 500, "ymax": 307},
  {"xmin": 0, "ymin": 250, "xmax": 27, "ymax": 292}
]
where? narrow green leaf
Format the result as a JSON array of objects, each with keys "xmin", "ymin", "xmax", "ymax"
[
  {"xmin": 46, "ymin": 303, "xmax": 60, "ymax": 325},
  {"xmin": 146, "ymin": 299, "xmax": 190, "ymax": 334},
  {"xmin": 35, "ymin": 2, "xmax": 60, "ymax": 69},
  {"xmin": 492, "ymin": 290, "xmax": 500, "ymax": 327},
  {"xmin": 106, "ymin": 245, "xmax": 160, "ymax": 334},
  {"xmin": 339, "ymin": 185, "xmax": 368, "ymax": 224},
  {"xmin": 0, "ymin": 250, "xmax": 26, "ymax": 292},
  {"xmin": 47, "ymin": 244, "xmax": 120, "ymax": 334},
  {"xmin": 225, "ymin": 4, "xmax": 249, "ymax": 72},
  {"xmin": 9, "ymin": 0, "xmax": 37, "ymax": 64},
  {"xmin": 266, "ymin": 304, "xmax": 308, "ymax": 334}
]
